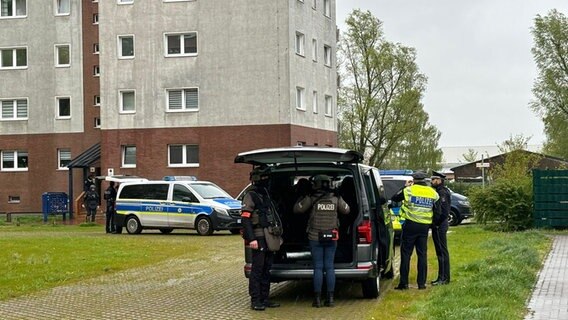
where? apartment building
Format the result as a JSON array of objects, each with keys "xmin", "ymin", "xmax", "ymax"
[{"xmin": 0, "ymin": 0, "xmax": 338, "ymax": 213}]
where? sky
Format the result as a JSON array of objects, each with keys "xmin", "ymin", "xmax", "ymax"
[{"xmin": 336, "ymin": 0, "xmax": 568, "ymax": 148}]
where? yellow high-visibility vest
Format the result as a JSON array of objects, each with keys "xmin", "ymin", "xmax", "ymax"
[{"xmin": 400, "ymin": 184, "xmax": 439, "ymax": 224}]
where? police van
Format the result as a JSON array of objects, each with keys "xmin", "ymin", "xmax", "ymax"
[{"xmin": 114, "ymin": 176, "xmax": 242, "ymax": 235}]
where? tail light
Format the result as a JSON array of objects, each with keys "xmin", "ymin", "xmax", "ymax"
[{"xmin": 358, "ymin": 220, "xmax": 372, "ymax": 244}]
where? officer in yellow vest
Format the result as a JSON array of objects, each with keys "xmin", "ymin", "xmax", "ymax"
[{"xmin": 391, "ymin": 171, "xmax": 440, "ymax": 290}]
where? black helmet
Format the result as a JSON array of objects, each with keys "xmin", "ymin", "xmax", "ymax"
[
  {"xmin": 313, "ymin": 175, "xmax": 331, "ymax": 190},
  {"xmin": 250, "ymin": 166, "xmax": 270, "ymax": 183}
]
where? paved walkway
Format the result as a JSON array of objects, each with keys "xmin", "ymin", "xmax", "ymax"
[{"xmin": 525, "ymin": 235, "xmax": 568, "ymax": 320}]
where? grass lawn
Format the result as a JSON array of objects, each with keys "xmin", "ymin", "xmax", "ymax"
[
  {"xmin": 368, "ymin": 225, "xmax": 553, "ymax": 320},
  {"xmin": 0, "ymin": 221, "xmax": 223, "ymax": 301}
]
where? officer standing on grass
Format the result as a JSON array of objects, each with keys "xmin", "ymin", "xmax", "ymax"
[
  {"xmin": 431, "ymin": 171, "xmax": 451, "ymax": 285},
  {"xmin": 391, "ymin": 171, "xmax": 439, "ymax": 290},
  {"xmin": 104, "ymin": 181, "xmax": 117, "ymax": 233},
  {"xmin": 241, "ymin": 166, "xmax": 281, "ymax": 311},
  {"xmin": 82, "ymin": 185, "xmax": 100, "ymax": 223}
]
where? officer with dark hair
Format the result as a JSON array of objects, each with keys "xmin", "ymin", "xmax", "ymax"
[
  {"xmin": 104, "ymin": 181, "xmax": 118, "ymax": 233},
  {"xmin": 392, "ymin": 171, "xmax": 439, "ymax": 290},
  {"xmin": 241, "ymin": 166, "xmax": 281, "ymax": 311},
  {"xmin": 431, "ymin": 171, "xmax": 451, "ymax": 285}
]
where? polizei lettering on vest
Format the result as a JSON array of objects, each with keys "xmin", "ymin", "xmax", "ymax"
[
  {"xmin": 317, "ymin": 203, "xmax": 336, "ymax": 211},
  {"xmin": 410, "ymin": 196, "xmax": 434, "ymax": 207}
]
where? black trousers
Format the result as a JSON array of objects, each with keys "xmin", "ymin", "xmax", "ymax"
[
  {"xmin": 432, "ymin": 221, "xmax": 450, "ymax": 282},
  {"xmin": 105, "ymin": 204, "xmax": 115, "ymax": 233},
  {"xmin": 399, "ymin": 220, "xmax": 429, "ymax": 287},
  {"xmin": 249, "ymin": 238, "xmax": 274, "ymax": 304}
]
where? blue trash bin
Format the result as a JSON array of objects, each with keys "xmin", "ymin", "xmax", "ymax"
[{"xmin": 42, "ymin": 192, "xmax": 68, "ymax": 222}]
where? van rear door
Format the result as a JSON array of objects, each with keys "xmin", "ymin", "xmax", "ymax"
[{"xmin": 234, "ymin": 147, "xmax": 363, "ymax": 165}]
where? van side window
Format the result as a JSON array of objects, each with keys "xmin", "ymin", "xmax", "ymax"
[
  {"xmin": 120, "ymin": 184, "xmax": 169, "ymax": 200},
  {"xmin": 173, "ymin": 184, "xmax": 199, "ymax": 202}
]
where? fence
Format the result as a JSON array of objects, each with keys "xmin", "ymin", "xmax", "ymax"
[{"xmin": 533, "ymin": 169, "xmax": 568, "ymax": 228}]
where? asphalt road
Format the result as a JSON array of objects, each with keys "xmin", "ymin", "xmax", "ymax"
[{"xmin": 0, "ymin": 231, "xmax": 392, "ymax": 320}]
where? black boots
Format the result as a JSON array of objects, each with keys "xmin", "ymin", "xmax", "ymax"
[
  {"xmin": 324, "ymin": 292, "xmax": 335, "ymax": 307},
  {"xmin": 312, "ymin": 292, "xmax": 321, "ymax": 308}
]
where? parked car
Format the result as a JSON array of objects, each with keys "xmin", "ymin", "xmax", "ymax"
[
  {"xmin": 234, "ymin": 146, "xmax": 394, "ymax": 298},
  {"xmin": 379, "ymin": 170, "xmax": 473, "ymax": 226},
  {"xmin": 114, "ymin": 176, "xmax": 242, "ymax": 235}
]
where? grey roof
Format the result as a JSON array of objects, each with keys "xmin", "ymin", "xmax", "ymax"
[{"xmin": 67, "ymin": 143, "xmax": 100, "ymax": 168}]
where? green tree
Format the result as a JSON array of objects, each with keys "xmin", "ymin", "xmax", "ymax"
[
  {"xmin": 531, "ymin": 9, "xmax": 568, "ymax": 159},
  {"xmin": 461, "ymin": 148, "xmax": 479, "ymax": 163},
  {"xmin": 337, "ymin": 9, "xmax": 442, "ymax": 169},
  {"xmin": 497, "ymin": 134, "xmax": 531, "ymax": 153}
]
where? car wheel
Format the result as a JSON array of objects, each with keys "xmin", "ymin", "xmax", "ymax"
[
  {"xmin": 449, "ymin": 210, "xmax": 460, "ymax": 226},
  {"xmin": 196, "ymin": 216, "xmax": 213, "ymax": 236},
  {"xmin": 125, "ymin": 216, "xmax": 142, "ymax": 234},
  {"xmin": 159, "ymin": 228, "xmax": 174, "ymax": 234},
  {"xmin": 230, "ymin": 229, "xmax": 241, "ymax": 235},
  {"xmin": 362, "ymin": 275, "xmax": 380, "ymax": 299}
]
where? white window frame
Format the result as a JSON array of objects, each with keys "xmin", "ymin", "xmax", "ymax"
[
  {"xmin": 119, "ymin": 90, "xmax": 136, "ymax": 114},
  {"xmin": 55, "ymin": 0, "xmax": 70, "ymax": 16},
  {"xmin": 312, "ymin": 39, "xmax": 317, "ymax": 62},
  {"xmin": 57, "ymin": 148, "xmax": 71, "ymax": 170},
  {"xmin": 56, "ymin": 96, "xmax": 71, "ymax": 119},
  {"xmin": 312, "ymin": 91, "xmax": 318, "ymax": 114},
  {"xmin": 325, "ymin": 95, "xmax": 332, "ymax": 116},
  {"xmin": 312, "ymin": 0, "xmax": 316, "ymax": 9},
  {"xmin": 118, "ymin": 35, "xmax": 135, "ymax": 59},
  {"xmin": 164, "ymin": 32, "xmax": 198, "ymax": 57},
  {"xmin": 0, "ymin": 46, "xmax": 27, "ymax": 69},
  {"xmin": 323, "ymin": 0, "xmax": 330, "ymax": 17},
  {"xmin": 1, "ymin": 150, "xmax": 28, "ymax": 172},
  {"xmin": 1, "ymin": 98, "xmax": 28, "ymax": 120},
  {"xmin": 93, "ymin": 65, "xmax": 100, "ymax": 77},
  {"xmin": 166, "ymin": 87, "xmax": 199, "ymax": 112},
  {"xmin": 121, "ymin": 145, "xmax": 136, "ymax": 168},
  {"xmin": 94, "ymin": 95, "xmax": 100, "ymax": 106},
  {"xmin": 54, "ymin": 44, "xmax": 70, "ymax": 67},
  {"xmin": 8, "ymin": 195, "xmax": 21, "ymax": 204},
  {"xmin": 168, "ymin": 144, "xmax": 199, "ymax": 167},
  {"xmin": 324, "ymin": 45, "xmax": 331, "ymax": 67},
  {"xmin": 0, "ymin": 0, "xmax": 27, "ymax": 18},
  {"xmin": 296, "ymin": 87, "xmax": 305, "ymax": 110},
  {"xmin": 93, "ymin": 13, "xmax": 98, "ymax": 24},
  {"xmin": 295, "ymin": 32, "xmax": 305, "ymax": 56},
  {"xmin": 117, "ymin": 0, "xmax": 133, "ymax": 4},
  {"xmin": 93, "ymin": 43, "xmax": 99, "ymax": 54},
  {"xmin": 94, "ymin": 117, "xmax": 101, "ymax": 128}
]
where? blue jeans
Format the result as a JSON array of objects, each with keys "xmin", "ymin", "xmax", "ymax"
[{"xmin": 310, "ymin": 240, "xmax": 337, "ymax": 293}]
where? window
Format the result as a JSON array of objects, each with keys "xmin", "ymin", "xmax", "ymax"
[
  {"xmin": 165, "ymin": 32, "xmax": 197, "ymax": 57},
  {"xmin": 122, "ymin": 145, "xmax": 136, "ymax": 167},
  {"xmin": 323, "ymin": 0, "xmax": 330, "ymax": 17},
  {"xmin": 93, "ymin": 65, "xmax": 100, "ymax": 76},
  {"xmin": 0, "ymin": 0, "xmax": 26, "ymax": 18},
  {"xmin": 324, "ymin": 45, "xmax": 331, "ymax": 66},
  {"xmin": 58, "ymin": 149, "xmax": 71, "ymax": 169},
  {"xmin": 1, "ymin": 99, "xmax": 27, "ymax": 120},
  {"xmin": 56, "ymin": 97, "xmax": 71, "ymax": 118},
  {"xmin": 312, "ymin": 39, "xmax": 317, "ymax": 61},
  {"xmin": 94, "ymin": 117, "xmax": 100, "ymax": 128},
  {"xmin": 312, "ymin": 0, "xmax": 316, "ymax": 9},
  {"xmin": 295, "ymin": 32, "xmax": 305, "ymax": 56},
  {"xmin": 296, "ymin": 87, "xmax": 305, "ymax": 110},
  {"xmin": 120, "ymin": 184, "xmax": 169, "ymax": 201},
  {"xmin": 1, "ymin": 150, "xmax": 28, "ymax": 171},
  {"xmin": 0, "ymin": 47, "xmax": 27, "ymax": 69},
  {"xmin": 312, "ymin": 91, "xmax": 318, "ymax": 113},
  {"xmin": 325, "ymin": 95, "xmax": 332, "ymax": 116},
  {"xmin": 118, "ymin": 0, "xmax": 133, "ymax": 4},
  {"xmin": 55, "ymin": 0, "xmax": 70, "ymax": 15},
  {"xmin": 119, "ymin": 90, "xmax": 135, "ymax": 113},
  {"xmin": 8, "ymin": 195, "xmax": 20, "ymax": 203},
  {"xmin": 173, "ymin": 184, "xmax": 198, "ymax": 202},
  {"xmin": 55, "ymin": 45, "xmax": 70, "ymax": 67},
  {"xmin": 92, "ymin": 13, "xmax": 98, "ymax": 24},
  {"xmin": 118, "ymin": 35, "xmax": 134, "ymax": 58},
  {"xmin": 93, "ymin": 43, "xmax": 99, "ymax": 54},
  {"xmin": 167, "ymin": 88, "xmax": 199, "ymax": 111},
  {"xmin": 94, "ymin": 95, "xmax": 100, "ymax": 106},
  {"xmin": 168, "ymin": 144, "xmax": 199, "ymax": 167}
]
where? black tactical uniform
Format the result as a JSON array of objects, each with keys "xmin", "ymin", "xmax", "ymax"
[
  {"xmin": 104, "ymin": 182, "xmax": 118, "ymax": 233},
  {"xmin": 241, "ymin": 168, "xmax": 281, "ymax": 311},
  {"xmin": 431, "ymin": 171, "xmax": 451, "ymax": 285},
  {"xmin": 83, "ymin": 185, "xmax": 99, "ymax": 223}
]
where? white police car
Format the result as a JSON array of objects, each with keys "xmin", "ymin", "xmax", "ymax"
[{"xmin": 114, "ymin": 176, "xmax": 242, "ymax": 235}]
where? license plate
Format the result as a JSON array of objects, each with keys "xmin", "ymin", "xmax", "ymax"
[{"xmin": 237, "ymin": 219, "xmax": 241, "ymax": 223}]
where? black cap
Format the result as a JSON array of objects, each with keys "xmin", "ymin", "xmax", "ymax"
[
  {"xmin": 431, "ymin": 171, "xmax": 446, "ymax": 180},
  {"xmin": 411, "ymin": 171, "xmax": 427, "ymax": 180}
]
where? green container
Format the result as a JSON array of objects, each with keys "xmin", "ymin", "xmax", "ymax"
[{"xmin": 533, "ymin": 170, "xmax": 568, "ymax": 228}]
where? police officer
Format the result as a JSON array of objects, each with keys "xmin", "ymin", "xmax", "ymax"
[
  {"xmin": 392, "ymin": 171, "xmax": 439, "ymax": 290},
  {"xmin": 82, "ymin": 184, "xmax": 100, "ymax": 223},
  {"xmin": 293, "ymin": 175, "xmax": 350, "ymax": 308},
  {"xmin": 431, "ymin": 171, "xmax": 451, "ymax": 285},
  {"xmin": 104, "ymin": 181, "xmax": 118, "ymax": 233},
  {"xmin": 241, "ymin": 166, "xmax": 281, "ymax": 311}
]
